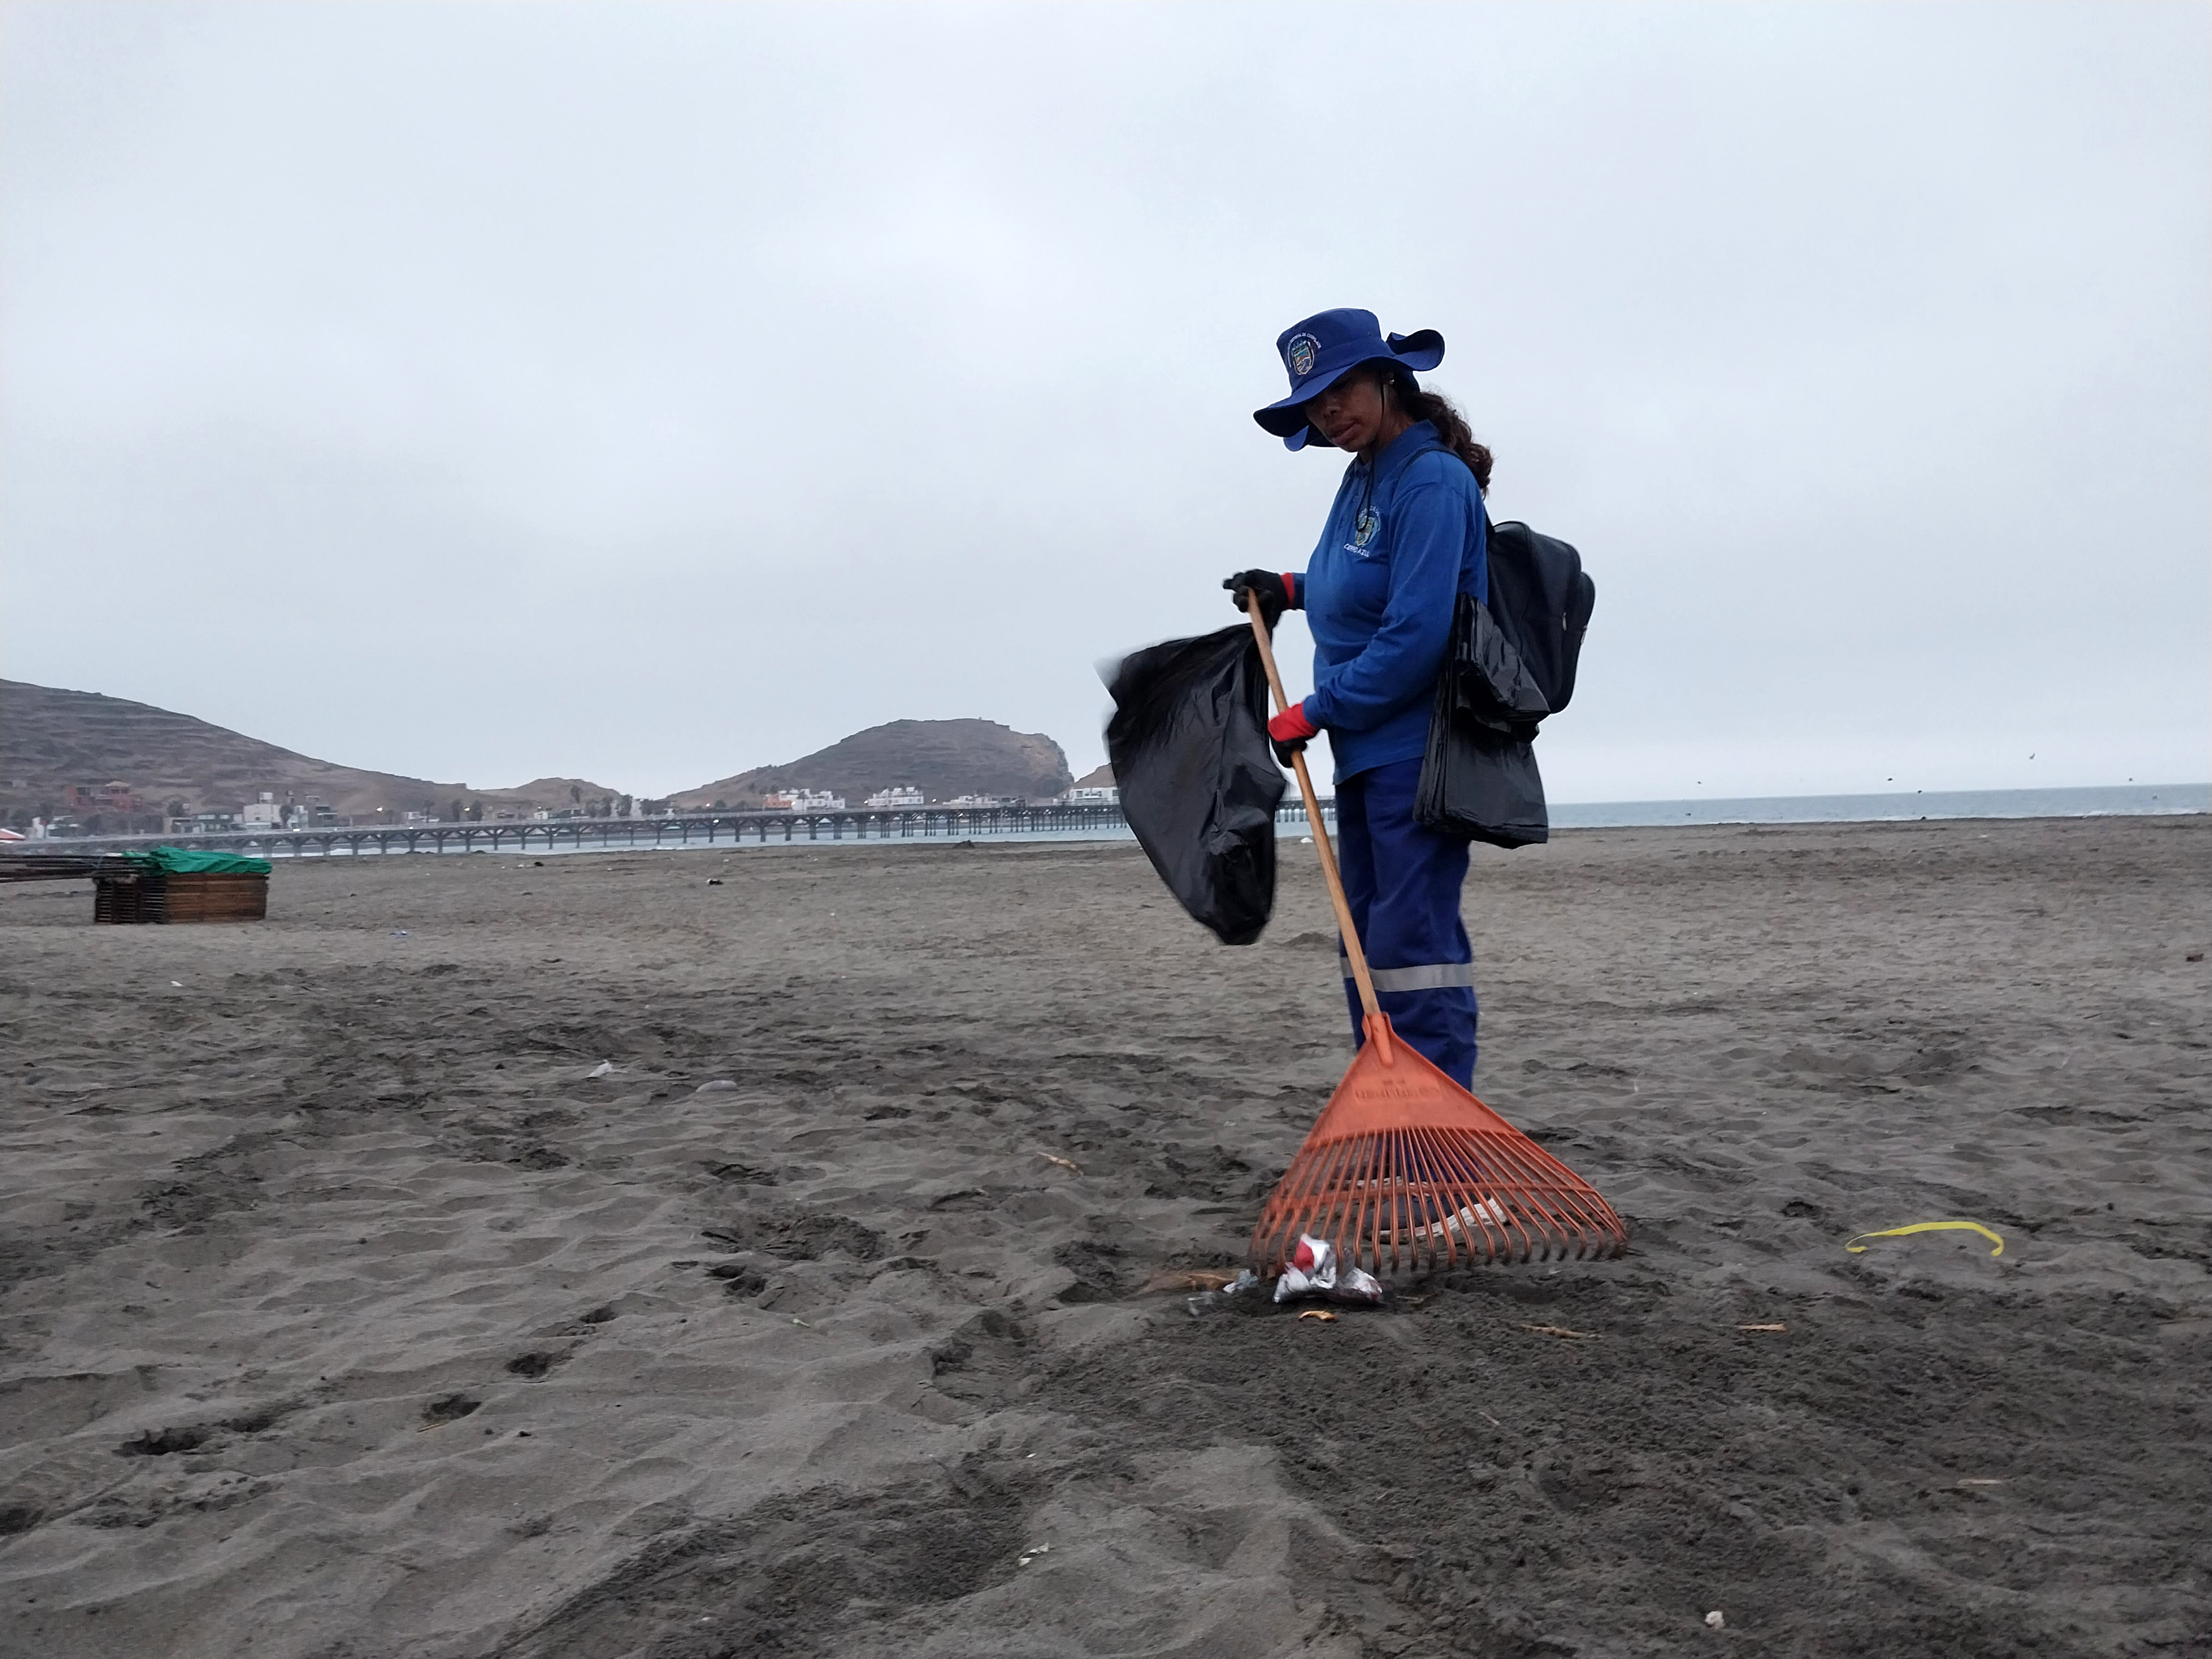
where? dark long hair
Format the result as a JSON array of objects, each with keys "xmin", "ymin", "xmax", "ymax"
[{"xmin": 1385, "ymin": 368, "xmax": 1493, "ymax": 492}]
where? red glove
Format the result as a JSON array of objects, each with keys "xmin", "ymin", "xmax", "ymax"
[{"xmin": 1267, "ymin": 702, "xmax": 1318, "ymax": 764}]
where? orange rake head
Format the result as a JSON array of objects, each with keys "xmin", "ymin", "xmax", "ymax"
[{"xmin": 1249, "ymin": 1013, "xmax": 1628, "ymax": 1276}]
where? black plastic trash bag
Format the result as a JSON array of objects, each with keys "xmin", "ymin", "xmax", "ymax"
[
  {"xmin": 1105, "ymin": 626, "xmax": 1287, "ymax": 946},
  {"xmin": 1416, "ymin": 595, "xmax": 1551, "ymax": 848}
]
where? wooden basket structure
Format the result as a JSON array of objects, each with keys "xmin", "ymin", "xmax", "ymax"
[{"xmin": 95, "ymin": 870, "xmax": 268, "ymax": 924}]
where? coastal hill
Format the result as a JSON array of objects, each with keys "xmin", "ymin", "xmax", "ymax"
[
  {"xmin": 0, "ymin": 679, "xmax": 620, "ymax": 827},
  {"xmin": 0, "ymin": 679, "xmax": 1080, "ymax": 827},
  {"xmin": 675, "ymin": 719, "xmax": 1073, "ymax": 808}
]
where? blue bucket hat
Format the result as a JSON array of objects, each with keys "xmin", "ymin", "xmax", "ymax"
[{"xmin": 1253, "ymin": 306, "xmax": 1445, "ymax": 450}]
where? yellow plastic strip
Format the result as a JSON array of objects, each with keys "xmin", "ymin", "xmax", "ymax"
[{"xmin": 1844, "ymin": 1220, "xmax": 2004, "ymax": 1258}]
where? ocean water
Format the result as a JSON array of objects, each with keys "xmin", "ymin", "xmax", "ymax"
[
  {"xmin": 1545, "ymin": 783, "xmax": 2207, "ymax": 829},
  {"xmin": 1003, "ymin": 782, "xmax": 2206, "ymax": 846}
]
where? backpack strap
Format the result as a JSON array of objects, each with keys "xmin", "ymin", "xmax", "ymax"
[{"xmin": 1399, "ymin": 439, "xmax": 1491, "ymax": 594}]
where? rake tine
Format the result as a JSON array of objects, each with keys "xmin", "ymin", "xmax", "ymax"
[
  {"xmin": 1275, "ymin": 1131, "xmax": 1328, "ymax": 1252},
  {"xmin": 1331, "ymin": 1135, "xmax": 1371, "ymax": 1266},
  {"xmin": 1266, "ymin": 1124, "xmax": 1343, "ymax": 1263},
  {"xmin": 1321, "ymin": 1133, "xmax": 1355, "ymax": 1266},
  {"xmin": 1409, "ymin": 1124, "xmax": 1475, "ymax": 1267},
  {"xmin": 1478, "ymin": 1140, "xmax": 1555, "ymax": 1250},
  {"xmin": 1347, "ymin": 1134, "xmax": 1378, "ymax": 1269},
  {"xmin": 1349, "ymin": 1135, "xmax": 1372, "ymax": 1274},
  {"xmin": 1435, "ymin": 1130, "xmax": 1490, "ymax": 1266},
  {"xmin": 1414, "ymin": 1127, "xmax": 1458, "ymax": 1269},
  {"xmin": 1371, "ymin": 1141, "xmax": 1389, "ymax": 1283},
  {"xmin": 1394, "ymin": 1143, "xmax": 1418, "ymax": 1273},
  {"xmin": 1494, "ymin": 1132, "xmax": 1623, "ymax": 1256},
  {"xmin": 1438, "ymin": 1136, "xmax": 1506, "ymax": 1264}
]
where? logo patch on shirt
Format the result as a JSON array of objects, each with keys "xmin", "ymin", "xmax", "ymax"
[
  {"xmin": 1285, "ymin": 333, "xmax": 1319, "ymax": 378},
  {"xmin": 1352, "ymin": 506, "xmax": 1381, "ymax": 549}
]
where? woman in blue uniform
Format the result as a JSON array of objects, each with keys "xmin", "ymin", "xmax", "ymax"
[{"xmin": 1225, "ymin": 307, "xmax": 1492, "ymax": 1087}]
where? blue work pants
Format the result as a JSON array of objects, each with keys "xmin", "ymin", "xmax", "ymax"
[{"xmin": 1332, "ymin": 758, "xmax": 1478, "ymax": 1086}]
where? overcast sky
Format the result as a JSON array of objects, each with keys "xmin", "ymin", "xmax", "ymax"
[{"xmin": 4, "ymin": 2, "xmax": 2206, "ymax": 801}]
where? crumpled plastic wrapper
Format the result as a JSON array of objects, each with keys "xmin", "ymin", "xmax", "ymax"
[
  {"xmin": 1272, "ymin": 1234, "xmax": 1385, "ymax": 1306},
  {"xmin": 1184, "ymin": 1266, "xmax": 1262, "ymax": 1318}
]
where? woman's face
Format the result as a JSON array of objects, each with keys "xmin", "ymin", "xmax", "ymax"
[{"xmin": 1302, "ymin": 369, "xmax": 1387, "ymax": 452}]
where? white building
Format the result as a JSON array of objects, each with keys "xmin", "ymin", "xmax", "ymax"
[
  {"xmin": 762, "ymin": 789, "xmax": 845, "ymax": 811},
  {"xmin": 940, "ymin": 794, "xmax": 1014, "ymax": 809},
  {"xmin": 1060, "ymin": 786, "xmax": 1119, "ymax": 805},
  {"xmin": 865, "ymin": 785, "xmax": 924, "ymax": 808},
  {"xmin": 241, "ymin": 792, "xmax": 285, "ymax": 829}
]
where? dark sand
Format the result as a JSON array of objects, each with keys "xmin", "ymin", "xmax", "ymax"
[{"xmin": 2, "ymin": 816, "xmax": 2207, "ymax": 1657}]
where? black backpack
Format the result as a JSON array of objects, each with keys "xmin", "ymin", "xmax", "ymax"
[
  {"xmin": 1409, "ymin": 451, "xmax": 1597, "ymax": 847},
  {"xmin": 1483, "ymin": 516, "xmax": 1595, "ymax": 721},
  {"xmin": 1403, "ymin": 441, "xmax": 1596, "ymax": 720}
]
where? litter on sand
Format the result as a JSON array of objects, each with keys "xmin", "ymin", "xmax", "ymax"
[
  {"xmin": 586, "ymin": 1060, "xmax": 616, "ymax": 1078},
  {"xmin": 1845, "ymin": 1219, "xmax": 2005, "ymax": 1257},
  {"xmin": 1272, "ymin": 1235, "xmax": 1384, "ymax": 1307},
  {"xmin": 1297, "ymin": 1309, "xmax": 1338, "ymax": 1322},
  {"xmin": 1183, "ymin": 1268, "xmax": 1263, "ymax": 1317},
  {"xmin": 1523, "ymin": 1324, "xmax": 1597, "ymax": 1339},
  {"xmin": 1739, "ymin": 1322, "xmax": 1787, "ymax": 1332},
  {"xmin": 1957, "ymin": 1478, "xmax": 2006, "ymax": 1487},
  {"xmin": 1142, "ymin": 1267, "xmax": 1245, "ymax": 1293},
  {"xmin": 1038, "ymin": 1152, "xmax": 1082, "ymax": 1174},
  {"xmin": 1705, "ymin": 1611, "xmax": 1726, "ymax": 1629},
  {"xmin": 1017, "ymin": 1544, "xmax": 1052, "ymax": 1567}
]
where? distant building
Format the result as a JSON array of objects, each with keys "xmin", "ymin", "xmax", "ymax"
[
  {"xmin": 189, "ymin": 809, "xmax": 237, "ymax": 833},
  {"xmin": 65, "ymin": 781, "xmax": 139, "ymax": 815},
  {"xmin": 241, "ymin": 792, "xmax": 285, "ymax": 829},
  {"xmin": 940, "ymin": 794, "xmax": 1014, "ymax": 809},
  {"xmin": 1060, "ymin": 786, "xmax": 1119, "ymax": 805},
  {"xmin": 864, "ymin": 785, "xmax": 924, "ymax": 808},
  {"xmin": 763, "ymin": 789, "xmax": 846, "ymax": 810}
]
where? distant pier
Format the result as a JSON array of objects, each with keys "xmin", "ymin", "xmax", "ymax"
[{"xmin": 27, "ymin": 800, "xmax": 1335, "ymax": 860}]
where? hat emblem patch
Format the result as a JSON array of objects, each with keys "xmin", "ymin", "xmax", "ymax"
[{"xmin": 1286, "ymin": 333, "xmax": 1319, "ymax": 378}]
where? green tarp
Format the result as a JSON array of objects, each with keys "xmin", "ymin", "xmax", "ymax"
[{"xmin": 131, "ymin": 846, "xmax": 273, "ymax": 877}]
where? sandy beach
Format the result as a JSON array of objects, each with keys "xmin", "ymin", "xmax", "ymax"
[{"xmin": 2, "ymin": 815, "xmax": 2206, "ymax": 1658}]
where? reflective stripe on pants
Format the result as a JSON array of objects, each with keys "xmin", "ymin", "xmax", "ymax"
[
  {"xmin": 1333, "ymin": 756, "xmax": 1478, "ymax": 1086},
  {"xmin": 1340, "ymin": 955, "xmax": 1479, "ymax": 994}
]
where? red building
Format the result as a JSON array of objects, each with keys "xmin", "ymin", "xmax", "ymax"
[{"xmin": 64, "ymin": 782, "xmax": 142, "ymax": 815}]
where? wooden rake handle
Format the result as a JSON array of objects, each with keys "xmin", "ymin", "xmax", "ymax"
[{"xmin": 1245, "ymin": 593, "xmax": 1388, "ymax": 1043}]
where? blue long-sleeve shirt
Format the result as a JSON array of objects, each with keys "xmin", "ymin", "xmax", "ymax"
[{"xmin": 1293, "ymin": 420, "xmax": 1488, "ymax": 782}]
